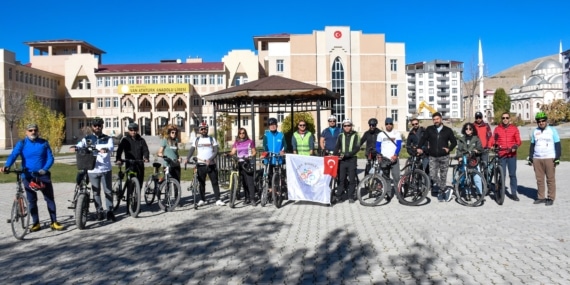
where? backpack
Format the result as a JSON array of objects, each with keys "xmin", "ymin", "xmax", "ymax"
[{"xmin": 194, "ymin": 136, "xmax": 214, "ymax": 148}]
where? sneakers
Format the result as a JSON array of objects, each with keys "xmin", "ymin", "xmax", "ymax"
[
  {"xmin": 50, "ymin": 222, "xmax": 65, "ymax": 231},
  {"xmin": 512, "ymin": 195, "xmax": 520, "ymax": 201},
  {"xmin": 30, "ymin": 223, "xmax": 41, "ymax": 232},
  {"xmin": 437, "ymin": 192, "xmax": 444, "ymax": 202},
  {"xmin": 197, "ymin": 200, "xmax": 205, "ymax": 206},
  {"xmin": 215, "ymin": 200, "xmax": 226, "ymax": 206},
  {"xmin": 348, "ymin": 199, "xmax": 355, "ymax": 204},
  {"xmin": 106, "ymin": 211, "xmax": 116, "ymax": 222},
  {"xmin": 444, "ymin": 189, "xmax": 454, "ymax": 202},
  {"xmin": 534, "ymin": 199, "xmax": 546, "ymax": 204},
  {"xmin": 97, "ymin": 211, "xmax": 105, "ymax": 221},
  {"xmin": 546, "ymin": 199, "xmax": 554, "ymax": 206}
]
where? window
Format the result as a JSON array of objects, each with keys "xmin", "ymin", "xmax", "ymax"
[
  {"xmin": 217, "ymin": 74, "xmax": 223, "ymax": 85},
  {"xmin": 452, "ymin": 111, "xmax": 458, "ymax": 117},
  {"xmin": 113, "ymin": 77, "xmax": 119, "ymax": 86},
  {"xmin": 390, "ymin": 59, "xmax": 397, "ymax": 71},
  {"xmin": 176, "ymin": 98, "xmax": 184, "ymax": 106},
  {"xmin": 452, "ymin": 80, "xmax": 457, "ymax": 86},
  {"xmin": 242, "ymin": 117, "xmax": 249, "ymax": 126},
  {"xmin": 429, "ymin": 73, "xmax": 434, "ymax": 79},
  {"xmin": 193, "ymin": 76, "xmax": 199, "ymax": 85},
  {"xmin": 209, "ymin": 116, "xmax": 213, "ymax": 126},
  {"xmin": 113, "ymin": 118, "xmax": 119, "ymax": 128},
  {"xmin": 419, "ymin": 96, "xmax": 424, "ymax": 101},
  {"xmin": 452, "ymin": 103, "xmax": 458, "ymax": 109},
  {"xmin": 136, "ymin": 76, "xmax": 142, "ymax": 84},
  {"xmin": 85, "ymin": 100, "xmax": 91, "ymax": 109},
  {"xmin": 419, "ymin": 81, "xmax": 423, "ymax": 86},
  {"xmin": 177, "ymin": 75, "xmax": 183, "ymax": 83},
  {"xmin": 97, "ymin": 98, "xmax": 103, "ymax": 108},
  {"xmin": 105, "ymin": 98, "xmax": 111, "ymax": 107},
  {"xmin": 78, "ymin": 101, "xmax": 84, "ymax": 110},
  {"xmin": 331, "ymin": 57, "xmax": 346, "ymax": 125},
  {"xmin": 168, "ymin": 75, "xmax": 175, "ymax": 83},
  {"xmin": 144, "ymin": 76, "xmax": 151, "ymax": 84},
  {"xmin": 418, "ymin": 73, "xmax": 423, "ymax": 78},
  {"xmin": 391, "ymin": 85, "xmax": 398, "ymax": 97},
  {"xmin": 8, "ymin": 68, "xmax": 12, "ymax": 80},
  {"xmin": 119, "ymin": 76, "xmax": 126, "ymax": 85},
  {"xmin": 193, "ymin": 96, "xmax": 200, "ymax": 106},
  {"xmin": 97, "ymin": 77, "xmax": 103, "ymax": 87},
  {"xmin": 201, "ymin": 75, "xmax": 207, "ymax": 85},
  {"xmin": 202, "ymin": 98, "xmax": 206, "ymax": 106},
  {"xmin": 277, "ymin": 112, "xmax": 284, "ymax": 122},
  {"xmin": 277, "ymin": 59, "xmax": 284, "ymax": 72},
  {"xmin": 391, "ymin": 110, "xmax": 398, "ymax": 122},
  {"xmin": 452, "ymin": 73, "xmax": 457, "ymax": 78},
  {"xmin": 160, "ymin": 75, "xmax": 166, "ymax": 84},
  {"xmin": 184, "ymin": 75, "xmax": 190, "ymax": 83},
  {"xmin": 113, "ymin": 97, "xmax": 119, "ymax": 107},
  {"xmin": 429, "ymin": 96, "xmax": 434, "ymax": 102},
  {"xmin": 152, "ymin": 76, "xmax": 159, "ymax": 84},
  {"xmin": 15, "ymin": 70, "xmax": 19, "ymax": 81},
  {"xmin": 452, "ymin": 96, "xmax": 458, "ymax": 101},
  {"xmin": 128, "ymin": 76, "xmax": 135, "ymax": 84},
  {"xmin": 105, "ymin": 118, "xmax": 111, "ymax": 128},
  {"xmin": 452, "ymin": 88, "xmax": 458, "ymax": 93},
  {"xmin": 419, "ymin": 89, "xmax": 423, "ymax": 94},
  {"xmin": 78, "ymin": 119, "xmax": 85, "ymax": 129},
  {"xmin": 429, "ymin": 81, "xmax": 434, "ymax": 87},
  {"xmin": 209, "ymin": 75, "xmax": 215, "ymax": 85},
  {"xmin": 429, "ymin": 88, "xmax": 434, "ymax": 94}
]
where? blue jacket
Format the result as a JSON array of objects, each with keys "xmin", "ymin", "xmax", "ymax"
[{"xmin": 5, "ymin": 137, "xmax": 54, "ymax": 178}]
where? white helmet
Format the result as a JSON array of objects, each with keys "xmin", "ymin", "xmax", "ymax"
[
  {"xmin": 342, "ymin": 118, "xmax": 352, "ymax": 126},
  {"xmin": 328, "ymin": 115, "xmax": 337, "ymax": 122}
]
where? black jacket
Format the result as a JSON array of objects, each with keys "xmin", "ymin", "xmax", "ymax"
[
  {"xmin": 335, "ymin": 131, "xmax": 360, "ymax": 160},
  {"xmin": 418, "ymin": 125, "xmax": 457, "ymax": 157},
  {"xmin": 116, "ymin": 134, "xmax": 150, "ymax": 161},
  {"xmin": 360, "ymin": 128, "xmax": 381, "ymax": 155},
  {"xmin": 406, "ymin": 127, "xmax": 426, "ymax": 155}
]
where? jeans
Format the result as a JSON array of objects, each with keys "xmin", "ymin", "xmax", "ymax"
[
  {"xmin": 24, "ymin": 175, "xmax": 57, "ymax": 224},
  {"xmin": 197, "ymin": 164, "xmax": 222, "ymax": 201},
  {"xmin": 88, "ymin": 171, "xmax": 114, "ymax": 212},
  {"xmin": 500, "ymin": 156, "xmax": 518, "ymax": 196}
]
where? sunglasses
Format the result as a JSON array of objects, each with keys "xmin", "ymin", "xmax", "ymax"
[
  {"xmin": 466, "ymin": 128, "xmax": 473, "ymax": 131},
  {"xmin": 170, "ymin": 131, "xmax": 178, "ymax": 134},
  {"xmin": 475, "ymin": 117, "xmax": 482, "ymax": 119},
  {"xmin": 343, "ymin": 125, "xmax": 351, "ymax": 127},
  {"xmin": 385, "ymin": 123, "xmax": 393, "ymax": 126},
  {"xmin": 328, "ymin": 120, "xmax": 336, "ymax": 123},
  {"xmin": 502, "ymin": 117, "xmax": 510, "ymax": 120},
  {"xmin": 27, "ymin": 129, "xmax": 38, "ymax": 133},
  {"xmin": 199, "ymin": 128, "xmax": 207, "ymax": 131},
  {"xmin": 298, "ymin": 124, "xmax": 306, "ymax": 127},
  {"xmin": 128, "ymin": 129, "xmax": 137, "ymax": 131},
  {"xmin": 412, "ymin": 123, "xmax": 419, "ymax": 126},
  {"xmin": 369, "ymin": 124, "xmax": 377, "ymax": 127}
]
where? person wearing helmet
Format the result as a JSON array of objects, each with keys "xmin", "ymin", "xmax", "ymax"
[
  {"xmin": 157, "ymin": 124, "xmax": 182, "ymax": 183},
  {"xmin": 489, "ymin": 112, "xmax": 522, "ymax": 201},
  {"xmin": 1, "ymin": 123, "xmax": 64, "ymax": 231},
  {"xmin": 334, "ymin": 118, "xmax": 360, "ymax": 203},
  {"xmin": 375, "ymin": 117, "xmax": 403, "ymax": 202},
  {"xmin": 320, "ymin": 115, "xmax": 340, "ymax": 156},
  {"xmin": 116, "ymin": 122, "xmax": 150, "ymax": 189},
  {"xmin": 186, "ymin": 121, "xmax": 225, "ymax": 206},
  {"xmin": 292, "ymin": 120, "xmax": 314, "ymax": 156},
  {"xmin": 473, "ymin": 111, "xmax": 492, "ymax": 167},
  {"xmin": 360, "ymin": 118, "xmax": 381, "ymax": 174},
  {"xmin": 528, "ymin": 112, "xmax": 561, "ymax": 206},
  {"xmin": 228, "ymin": 128, "xmax": 257, "ymax": 206},
  {"xmin": 263, "ymin": 117, "xmax": 287, "ymax": 190},
  {"xmin": 71, "ymin": 117, "xmax": 115, "ymax": 221}
]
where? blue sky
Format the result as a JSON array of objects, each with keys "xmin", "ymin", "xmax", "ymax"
[{"xmin": 1, "ymin": 0, "xmax": 568, "ymax": 78}]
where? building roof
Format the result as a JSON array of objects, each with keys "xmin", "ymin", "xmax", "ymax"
[
  {"xmin": 24, "ymin": 39, "xmax": 106, "ymax": 54},
  {"xmin": 96, "ymin": 62, "xmax": 224, "ymax": 73}
]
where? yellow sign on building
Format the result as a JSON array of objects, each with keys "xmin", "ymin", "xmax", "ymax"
[{"xmin": 118, "ymin": 84, "xmax": 190, "ymax": 94}]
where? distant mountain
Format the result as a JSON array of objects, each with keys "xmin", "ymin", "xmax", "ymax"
[{"xmin": 481, "ymin": 54, "xmax": 559, "ymax": 92}]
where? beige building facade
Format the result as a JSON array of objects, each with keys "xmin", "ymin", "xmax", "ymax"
[{"xmin": 254, "ymin": 26, "xmax": 407, "ymax": 133}]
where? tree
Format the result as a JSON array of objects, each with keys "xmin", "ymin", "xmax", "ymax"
[
  {"xmin": 0, "ymin": 91, "xmax": 26, "ymax": 148},
  {"xmin": 462, "ymin": 56, "xmax": 482, "ymax": 120},
  {"xmin": 17, "ymin": 95, "xmax": 66, "ymax": 153},
  {"xmin": 492, "ymin": 88, "xmax": 510, "ymax": 125},
  {"xmin": 215, "ymin": 112, "xmax": 234, "ymax": 151},
  {"xmin": 281, "ymin": 112, "xmax": 316, "ymax": 152},
  {"xmin": 540, "ymin": 99, "xmax": 570, "ymax": 125}
]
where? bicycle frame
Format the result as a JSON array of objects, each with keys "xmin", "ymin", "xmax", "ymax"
[{"xmin": 6, "ymin": 169, "xmax": 30, "ymax": 240}]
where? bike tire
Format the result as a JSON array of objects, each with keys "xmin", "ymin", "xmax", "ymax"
[
  {"xmin": 229, "ymin": 174, "xmax": 238, "ymax": 208},
  {"xmin": 357, "ymin": 174, "xmax": 388, "ymax": 206},
  {"xmin": 127, "ymin": 177, "xmax": 141, "ymax": 217},
  {"xmin": 396, "ymin": 169, "xmax": 430, "ymax": 206},
  {"xmin": 11, "ymin": 196, "xmax": 30, "ymax": 240},
  {"xmin": 143, "ymin": 175, "xmax": 157, "ymax": 206},
  {"xmin": 494, "ymin": 166, "xmax": 506, "ymax": 205},
  {"xmin": 112, "ymin": 179, "xmax": 123, "ymax": 212},
  {"xmin": 188, "ymin": 177, "xmax": 199, "ymax": 209},
  {"xmin": 454, "ymin": 169, "xmax": 487, "ymax": 207},
  {"xmin": 158, "ymin": 178, "xmax": 181, "ymax": 212},
  {"xmin": 260, "ymin": 179, "xmax": 269, "ymax": 207},
  {"xmin": 329, "ymin": 177, "xmax": 338, "ymax": 204},
  {"xmin": 75, "ymin": 193, "xmax": 89, "ymax": 230},
  {"xmin": 272, "ymin": 170, "xmax": 285, "ymax": 209}
]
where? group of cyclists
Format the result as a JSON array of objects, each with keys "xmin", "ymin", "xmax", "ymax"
[{"xmin": 2, "ymin": 110, "xmax": 561, "ymax": 233}]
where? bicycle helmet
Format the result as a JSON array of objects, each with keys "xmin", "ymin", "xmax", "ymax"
[
  {"xmin": 267, "ymin": 117, "xmax": 278, "ymax": 126},
  {"xmin": 198, "ymin": 122, "xmax": 209, "ymax": 129},
  {"xmin": 29, "ymin": 177, "xmax": 45, "ymax": 191},
  {"xmin": 342, "ymin": 118, "xmax": 353, "ymax": 126},
  {"xmin": 91, "ymin": 117, "xmax": 104, "ymax": 126},
  {"xmin": 328, "ymin": 115, "xmax": 337, "ymax": 122},
  {"xmin": 368, "ymin": 118, "xmax": 378, "ymax": 126},
  {"xmin": 475, "ymin": 111, "xmax": 483, "ymax": 119},
  {"xmin": 128, "ymin": 123, "xmax": 139, "ymax": 131},
  {"xmin": 535, "ymin": 111, "xmax": 547, "ymax": 121}
]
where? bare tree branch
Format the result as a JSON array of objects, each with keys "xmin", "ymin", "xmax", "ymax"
[{"xmin": 0, "ymin": 90, "xmax": 27, "ymax": 148}]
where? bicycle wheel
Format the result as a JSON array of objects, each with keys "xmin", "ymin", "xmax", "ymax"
[
  {"xmin": 143, "ymin": 175, "xmax": 157, "ymax": 206},
  {"xmin": 260, "ymin": 178, "xmax": 269, "ymax": 207},
  {"xmin": 75, "ymin": 193, "xmax": 89, "ymax": 230},
  {"xmin": 112, "ymin": 179, "xmax": 123, "ymax": 212},
  {"xmin": 493, "ymin": 166, "xmax": 505, "ymax": 205},
  {"xmin": 455, "ymin": 169, "xmax": 487, "ymax": 207},
  {"xmin": 357, "ymin": 174, "xmax": 388, "ymax": 206},
  {"xmin": 229, "ymin": 173, "xmax": 239, "ymax": 208},
  {"xmin": 158, "ymin": 178, "xmax": 181, "ymax": 212},
  {"xmin": 272, "ymin": 170, "xmax": 285, "ymax": 209},
  {"xmin": 127, "ymin": 177, "xmax": 141, "ymax": 217},
  {"xmin": 11, "ymin": 196, "xmax": 30, "ymax": 240},
  {"xmin": 329, "ymin": 177, "xmax": 338, "ymax": 204},
  {"xmin": 396, "ymin": 169, "xmax": 430, "ymax": 206}
]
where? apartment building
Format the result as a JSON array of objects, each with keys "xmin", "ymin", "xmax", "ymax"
[
  {"xmin": 253, "ymin": 26, "xmax": 407, "ymax": 133},
  {"xmin": 406, "ymin": 60, "xmax": 463, "ymax": 120}
]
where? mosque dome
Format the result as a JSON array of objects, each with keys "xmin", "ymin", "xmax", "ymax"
[
  {"xmin": 549, "ymin": 74, "xmax": 563, "ymax": 84},
  {"xmin": 534, "ymin": 59, "xmax": 562, "ymax": 70},
  {"xmin": 525, "ymin": 75, "xmax": 547, "ymax": 86}
]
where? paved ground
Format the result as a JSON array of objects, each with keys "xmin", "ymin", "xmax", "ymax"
[{"xmin": 0, "ymin": 159, "xmax": 568, "ymax": 284}]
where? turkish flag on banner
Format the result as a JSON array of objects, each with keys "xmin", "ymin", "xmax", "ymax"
[{"xmin": 323, "ymin": 156, "xmax": 339, "ymax": 178}]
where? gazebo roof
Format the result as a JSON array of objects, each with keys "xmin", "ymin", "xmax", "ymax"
[{"xmin": 203, "ymin": 75, "xmax": 338, "ymax": 102}]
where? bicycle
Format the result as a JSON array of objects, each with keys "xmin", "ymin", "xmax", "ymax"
[
  {"xmin": 396, "ymin": 147, "xmax": 431, "ymax": 206},
  {"xmin": 258, "ymin": 152, "xmax": 287, "ymax": 208},
  {"xmin": 227, "ymin": 155, "xmax": 255, "ymax": 208},
  {"xmin": 481, "ymin": 146, "xmax": 506, "ymax": 205},
  {"xmin": 450, "ymin": 152, "xmax": 488, "ymax": 207},
  {"xmin": 73, "ymin": 145, "xmax": 98, "ymax": 229},
  {"xmin": 185, "ymin": 157, "xmax": 200, "ymax": 209},
  {"xmin": 356, "ymin": 153, "xmax": 390, "ymax": 206},
  {"xmin": 142, "ymin": 157, "xmax": 182, "ymax": 212},
  {"xmin": 113, "ymin": 159, "xmax": 143, "ymax": 217},
  {"xmin": 4, "ymin": 169, "xmax": 30, "ymax": 240}
]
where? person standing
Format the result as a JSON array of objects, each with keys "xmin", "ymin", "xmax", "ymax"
[
  {"xmin": 456, "ymin": 123, "xmax": 484, "ymax": 200},
  {"xmin": 116, "ymin": 123, "xmax": 150, "ymax": 187},
  {"xmin": 292, "ymin": 120, "xmax": 314, "ymax": 155},
  {"xmin": 157, "ymin": 124, "xmax": 182, "ymax": 183},
  {"xmin": 360, "ymin": 118, "xmax": 381, "ymax": 174},
  {"xmin": 473, "ymin": 111, "xmax": 492, "ymax": 166},
  {"xmin": 375, "ymin": 117, "xmax": 402, "ymax": 201},
  {"xmin": 262, "ymin": 118, "xmax": 287, "ymax": 189},
  {"xmin": 186, "ymin": 122, "xmax": 225, "ymax": 206},
  {"xmin": 406, "ymin": 118, "xmax": 429, "ymax": 173},
  {"xmin": 528, "ymin": 112, "xmax": 561, "ymax": 206},
  {"xmin": 335, "ymin": 118, "xmax": 360, "ymax": 203},
  {"xmin": 1, "ymin": 123, "xmax": 64, "ymax": 231},
  {"xmin": 228, "ymin": 128, "xmax": 257, "ymax": 206},
  {"xmin": 489, "ymin": 112, "xmax": 522, "ymax": 201},
  {"xmin": 71, "ymin": 117, "xmax": 116, "ymax": 222},
  {"xmin": 320, "ymin": 115, "xmax": 340, "ymax": 156},
  {"xmin": 417, "ymin": 112, "xmax": 457, "ymax": 201}
]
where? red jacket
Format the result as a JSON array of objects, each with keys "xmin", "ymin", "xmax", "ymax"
[
  {"xmin": 489, "ymin": 124, "xmax": 521, "ymax": 158},
  {"xmin": 473, "ymin": 121, "xmax": 492, "ymax": 148}
]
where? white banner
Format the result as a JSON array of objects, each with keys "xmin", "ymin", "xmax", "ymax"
[{"xmin": 286, "ymin": 154, "xmax": 332, "ymax": 204}]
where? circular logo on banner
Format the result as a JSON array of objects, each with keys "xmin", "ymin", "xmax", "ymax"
[
  {"xmin": 298, "ymin": 166, "xmax": 321, "ymax": 187},
  {"xmin": 334, "ymin": 30, "xmax": 342, "ymax": 39}
]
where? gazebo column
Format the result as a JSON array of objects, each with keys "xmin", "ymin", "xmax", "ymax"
[{"xmin": 316, "ymin": 99, "xmax": 322, "ymax": 153}]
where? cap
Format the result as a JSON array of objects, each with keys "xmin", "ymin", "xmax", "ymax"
[
  {"xmin": 128, "ymin": 123, "xmax": 139, "ymax": 130},
  {"xmin": 385, "ymin": 118, "xmax": 394, "ymax": 124},
  {"xmin": 27, "ymin": 123, "xmax": 38, "ymax": 130},
  {"xmin": 475, "ymin": 112, "xmax": 483, "ymax": 118}
]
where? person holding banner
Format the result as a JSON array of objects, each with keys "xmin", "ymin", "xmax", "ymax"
[
  {"xmin": 292, "ymin": 120, "xmax": 314, "ymax": 156},
  {"xmin": 334, "ymin": 118, "xmax": 361, "ymax": 203},
  {"xmin": 375, "ymin": 117, "xmax": 402, "ymax": 202}
]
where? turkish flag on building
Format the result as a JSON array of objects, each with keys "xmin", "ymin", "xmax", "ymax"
[{"xmin": 323, "ymin": 156, "xmax": 339, "ymax": 178}]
